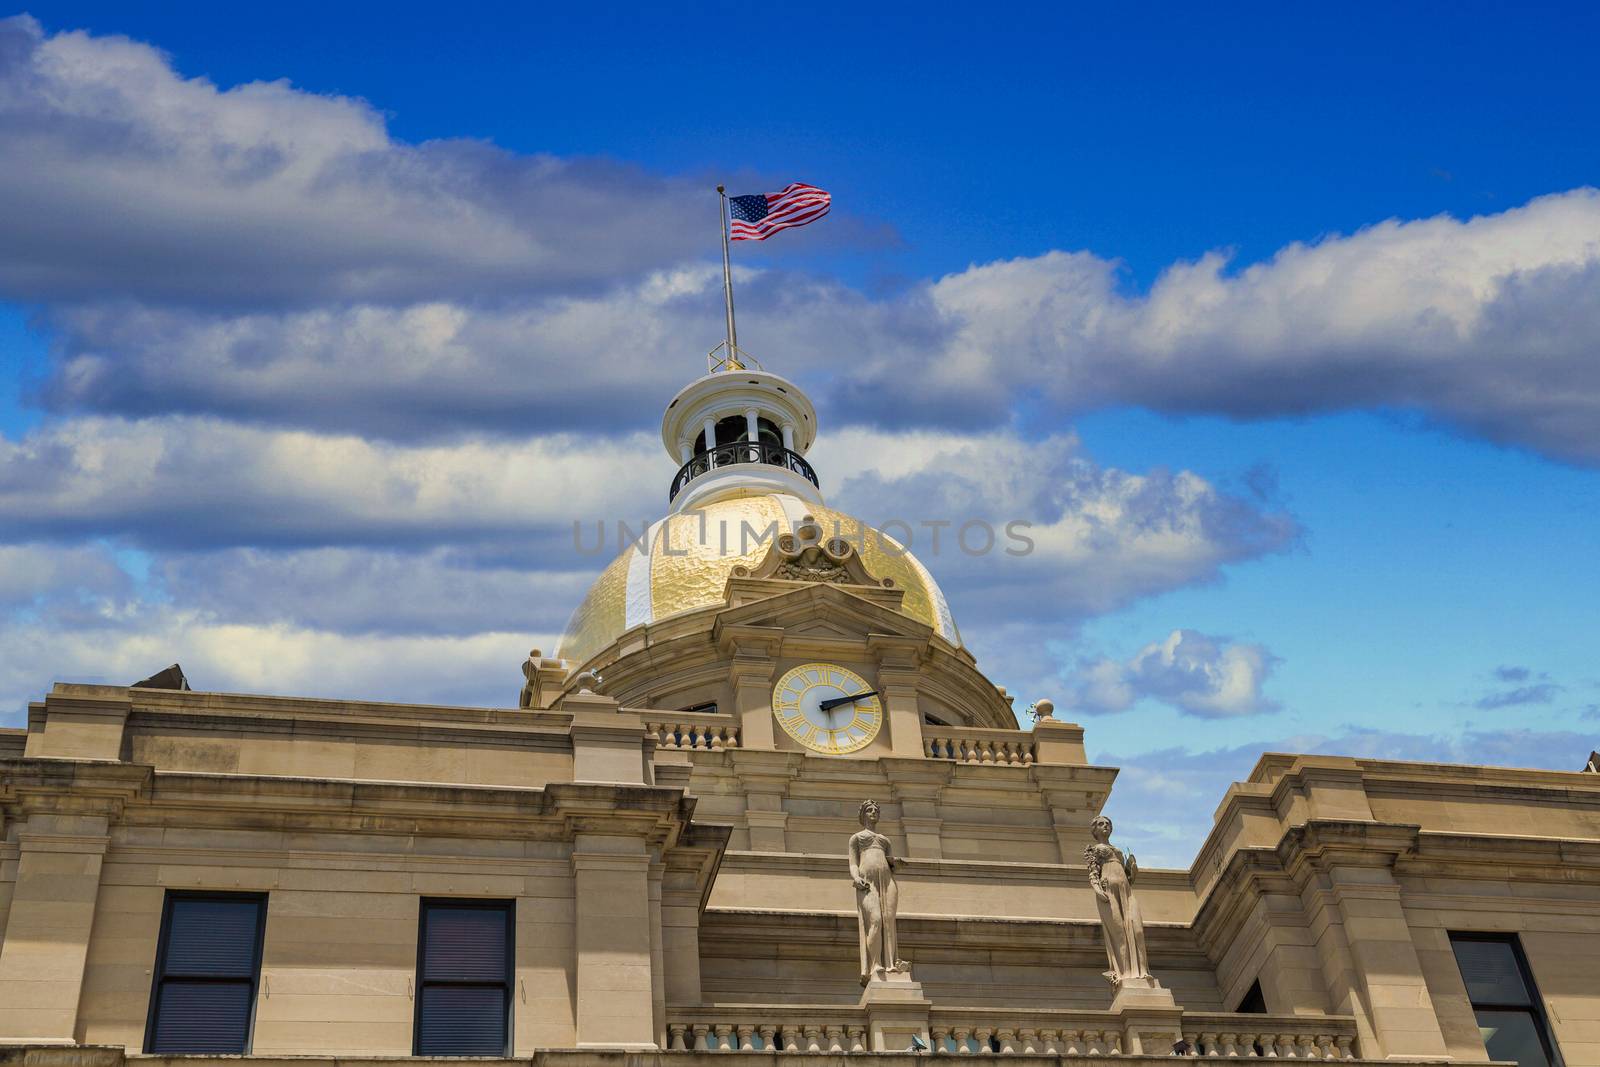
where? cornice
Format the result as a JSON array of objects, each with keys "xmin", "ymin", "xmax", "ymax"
[
  {"xmin": 0, "ymin": 758, "xmax": 153, "ymax": 819},
  {"xmin": 1400, "ymin": 829, "xmax": 1600, "ymax": 881}
]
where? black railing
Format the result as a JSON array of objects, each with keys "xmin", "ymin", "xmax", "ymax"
[{"xmin": 669, "ymin": 442, "xmax": 820, "ymax": 502}]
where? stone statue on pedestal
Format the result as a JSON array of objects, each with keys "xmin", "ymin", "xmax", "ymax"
[
  {"xmin": 1084, "ymin": 815, "xmax": 1153, "ymax": 987},
  {"xmin": 850, "ymin": 799, "xmax": 910, "ymax": 985}
]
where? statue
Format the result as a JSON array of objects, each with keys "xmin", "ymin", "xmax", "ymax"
[
  {"xmin": 1084, "ymin": 815, "xmax": 1152, "ymax": 986},
  {"xmin": 849, "ymin": 799, "xmax": 909, "ymax": 984}
]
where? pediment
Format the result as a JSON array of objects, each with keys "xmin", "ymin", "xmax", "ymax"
[{"xmin": 712, "ymin": 580, "xmax": 934, "ymax": 656}]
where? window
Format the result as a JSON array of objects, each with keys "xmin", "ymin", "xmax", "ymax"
[
  {"xmin": 1450, "ymin": 933, "xmax": 1562, "ymax": 1067},
  {"xmin": 145, "ymin": 892, "xmax": 267, "ymax": 1054},
  {"xmin": 415, "ymin": 899, "xmax": 514, "ymax": 1056}
]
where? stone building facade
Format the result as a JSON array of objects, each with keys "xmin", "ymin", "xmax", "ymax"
[{"xmin": 1, "ymin": 365, "xmax": 1593, "ymax": 1066}]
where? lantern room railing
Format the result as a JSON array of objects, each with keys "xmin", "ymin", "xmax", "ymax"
[{"xmin": 669, "ymin": 442, "xmax": 820, "ymax": 502}]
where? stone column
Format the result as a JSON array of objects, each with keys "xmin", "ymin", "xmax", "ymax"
[
  {"xmin": 702, "ymin": 418, "xmax": 717, "ymax": 449},
  {"xmin": 0, "ymin": 814, "xmax": 112, "ymax": 1044},
  {"xmin": 744, "ymin": 408, "xmax": 759, "ymax": 442},
  {"xmin": 781, "ymin": 423, "xmax": 795, "ymax": 451}
]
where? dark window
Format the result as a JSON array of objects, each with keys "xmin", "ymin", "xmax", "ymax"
[
  {"xmin": 415, "ymin": 899, "xmax": 514, "ymax": 1056},
  {"xmin": 145, "ymin": 892, "xmax": 267, "ymax": 1054},
  {"xmin": 679, "ymin": 701, "xmax": 719, "ymax": 715},
  {"xmin": 1235, "ymin": 978, "xmax": 1267, "ymax": 1014},
  {"xmin": 1450, "ymin": 933, "xmax": 1562, "ymax": 1067}
]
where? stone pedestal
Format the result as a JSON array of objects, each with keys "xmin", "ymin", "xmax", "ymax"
[
  {"xmin": 1109, "ymin": 978, "xmax": 1183, "ymax": 1057},
  {"xmin": 858, "ymin": 973, "xmax": 931, "ymax": 1052}
]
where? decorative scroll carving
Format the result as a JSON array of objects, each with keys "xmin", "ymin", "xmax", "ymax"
[{"xmin": 733, "ymin": 515, "xmax": 894, "ymax": 588}]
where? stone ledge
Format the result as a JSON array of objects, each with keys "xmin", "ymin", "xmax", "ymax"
[{"xmin": 0, "ymin": 1050, "xmax": 1491, "ymax": 1067}]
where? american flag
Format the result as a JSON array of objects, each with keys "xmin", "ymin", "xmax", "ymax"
[{"xmin": 728, "ymin": 182, "xmax": 831, "ymax": 241}]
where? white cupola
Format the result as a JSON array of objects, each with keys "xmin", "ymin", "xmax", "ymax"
[{"xmin": 659, "ymin": 368, "xmax": 821, "ymax": 513}]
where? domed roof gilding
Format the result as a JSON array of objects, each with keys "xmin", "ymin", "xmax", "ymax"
[{"xmin": 557, "ymin": 493, "xmax": 961, "ymax": 667}]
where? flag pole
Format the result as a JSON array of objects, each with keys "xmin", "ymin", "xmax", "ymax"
[{"xmin": 716, "ymin": 184, "xmax": 742, "ymax": 371}]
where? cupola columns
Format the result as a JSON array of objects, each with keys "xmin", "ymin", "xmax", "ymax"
[{"xmin": 661, "ymin": 368, "xmax": 822, "ymax": 513}]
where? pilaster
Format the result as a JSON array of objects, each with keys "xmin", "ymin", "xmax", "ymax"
[
  {"xmin": 571, "ymin": 835, "xmax": 658, "ymax": 1049},
  {"xmin": 719, "ymin": 624, "xmax": 783, "ymax": 752},
  {"xmin": 1030, "ymin": 765, "xmax": 1116, "ymax": 864},
  {"xmin": 1282, "ymin": 821, "xmax": 1448, "ymax": 1062},
  {"xmin": 881, "ymin": 759, "xmax": 953, "ymax": 860},
  {"xmin": 0, "ymin": 814, "xmax": 112, "ymax": 1044},
  {"xmin": 728, "ymin": 750, "xmax": 801, "ymax": 852},
  {"xmin": 869, "ymin": 635, "xmax": 925, "ymax": 758},
  {"xmin": 24, "ymin": 685, "xmax": 132, "ymax": 762},
  {"xmin": 559, "ymin": 688, "xmax": 650, "ymax": 785}
]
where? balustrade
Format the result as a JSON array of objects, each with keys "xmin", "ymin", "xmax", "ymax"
[
  {"xmin": 667, "ymin": 1008, "xmax": 865, "ymax": 1052},
  {"xmin": 666, "ymin": 1007, "xmax": 1360, "ymax": 1059},
  {"xmin": 923, "ymin": 725, "xmax": 1036, "ymax": 765},
  {"xmin": 645, "ymin": 711, "xmax": 741, "ymax": 751}
]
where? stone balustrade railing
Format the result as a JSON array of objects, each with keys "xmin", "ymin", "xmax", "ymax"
[
  {"xmin": 1175, "ymin": 1013, "xmax": 1358, "ymax": 1059},
  {"xmin": 928, "ymin": 1008, "xmax": 1123, "ymax": 1054},
  {"xmin": 645, "ymin": 711, "xmax": 742, "ymax": 751},
  {"xmin": 666, "ymin": 1006, "xmax": 867, "ymax": 1051},
  {"xmin": 923, "ymin": 725, "xmax": 1037, "ymax": 765},
  {"xmin": 931, "ymin": 1008, "xmax": 1357, "ymax": 1058},
  {"xmin": 669, "ymin": 1006, "xmax": 1360, "ymax": 1059}
]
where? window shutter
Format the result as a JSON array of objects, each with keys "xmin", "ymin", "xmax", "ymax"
[
  {"xmin": 422, "ymin": 905, "xmax": 509, "ymax": 982},
  {"xmin": 417, "ymin": 986, "xmax": 511, "ymax": 1055},
  {"xmin": 151, "ymin": 983, "xmax": 255, "ymax": 1053},
  {"xmin": 164, "ymin": 898, "xmax": 263, "ymax": 976},
  {"xmin": 415, "ymin": 900, "xmax": 513, "ymax": 1056},
  {"xmin": 146, "ymin": 893, "xmax": 266, "ymax": 1054}
]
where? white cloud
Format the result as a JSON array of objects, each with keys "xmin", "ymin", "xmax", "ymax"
[
  {"xmin": 0, "ymin": 15, "xmax": 708, "ymax": 306},
  {"xmin": 30, "ymin": 191, "xmax": 1600, "ymax": 465},
  {"xmin": 0, "ymin": 420, "xmax": 1296, "ymax": 718},
  {"xmin": 1064, "ymin": 629, "xmax": 1280, "ymax": 718},
  {"xmin": 0, "ymin": 415, "xmax": 663, "ymax": 547},
  {"xmin": 896, "ymin": 189, "xmax": 1600, "ymax": 463},
  {"xmin": 0, "ymin": 607, "xmax": 542, "ymax": 728}
]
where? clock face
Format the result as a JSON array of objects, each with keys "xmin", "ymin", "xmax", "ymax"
[{"xmin": 772, "ymin": 662, "xmax": 883, "ymax": 755}]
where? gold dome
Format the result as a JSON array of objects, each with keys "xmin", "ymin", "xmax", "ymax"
[{"xmin": 557, "ymin": 493, "xmax": 961, "ymax": 667}]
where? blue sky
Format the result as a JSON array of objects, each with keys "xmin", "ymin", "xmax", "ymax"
[{"xmin": 2, "ymin": 4, "xmax": 1598, "ymax": 864}]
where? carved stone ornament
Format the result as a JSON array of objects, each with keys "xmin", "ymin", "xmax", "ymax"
[{"xmin": 732, "ymin": 515, "xmax": 895, "ymax": 589}]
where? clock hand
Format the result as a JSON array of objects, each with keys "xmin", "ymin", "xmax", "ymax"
[{"xmin": 818, "ymin": 690, "xmax": 880, "ymax": 712}]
